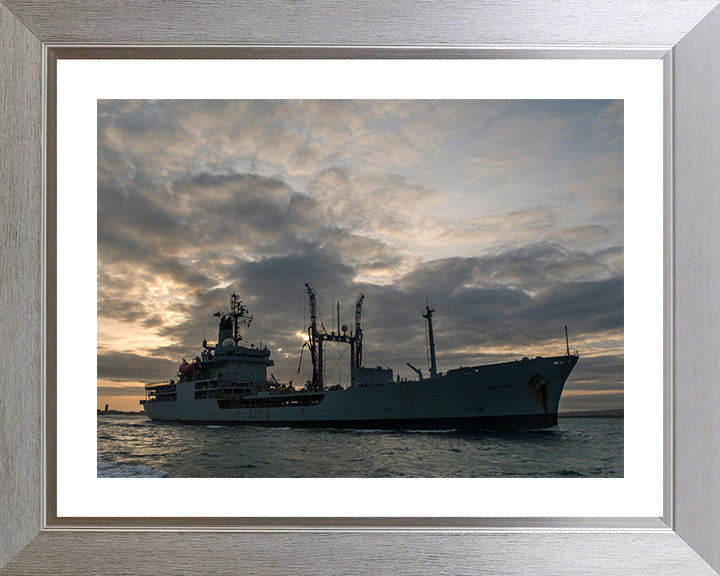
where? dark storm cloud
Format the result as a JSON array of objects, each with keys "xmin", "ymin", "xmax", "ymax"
[
  {"xmin": 567, "ymin": 354, "xmax": 624, "ymax": 391},
  {"xmin": 96, "ymin": 296, "xmax": 149, "ymax": 325},
  {"xmin": 521, "ymin": 276, "xmax": 623, "ymax": 334},
  {"xmin": 98, "ymin": 352, "xmax": 177, "ymax": 382},
  {"xmin": 559, "ymin": 392, "xmax": 624, "ymax": 412},
  {"xmin": 399, "ymin": 242, "xmax": 620, "ymax": 295},
  {"xmin": 97, "ymin": 166, "xmax": 406, "ymax": 342},
  {"xmin": 99, "ymin": 171, "xmax": 332, "ymax": 267},
  {"xmin": 97, "ymin": 385, "xmax": 146, "ymax": 398},
  {"xmin": 235, "ymin": 244, "xmax": 354, "ymax": 299},
  {"xmin": 98, "ymin": 185, "xmax": 623, "ymax": 389},
  {"xmin": 173, "ymin": 173, "xmax": 327, "ymax": 254},
  {"xmin": 99, "ymin": 99, "xmax": 180, "ymax": 133},
  {"xmin": 141, "ymin": 243, "xmax": 358, "ymax": 354},
  {"xmin": 388, "ymin": 248, "xmax": 623, "ymax": 340}
]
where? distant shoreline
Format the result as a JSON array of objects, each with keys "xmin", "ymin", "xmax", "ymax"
[{"xmin": 559, "ymin": 409, "xmax": 624, "ymax": 418}]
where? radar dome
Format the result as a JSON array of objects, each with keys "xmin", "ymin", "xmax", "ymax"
[{"xmin": 221, "ymin": 338, "xmax": 236, "ymax": 347}]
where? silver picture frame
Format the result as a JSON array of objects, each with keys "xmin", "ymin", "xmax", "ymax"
[{"xmin": 2, "ymin": 1, "xmax": 720, "ymax": 574}]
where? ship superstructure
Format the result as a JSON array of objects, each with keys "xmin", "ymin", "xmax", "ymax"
[{"xmin": 141, "ymin": 288, "xmax": 579, "ymax": 431}]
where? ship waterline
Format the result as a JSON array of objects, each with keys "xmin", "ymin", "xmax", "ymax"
[{"xmin": 141, "ymin": 288, "xmax": 579, "ymax": 432}]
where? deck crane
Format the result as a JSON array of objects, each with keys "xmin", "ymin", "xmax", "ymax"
[
  {"xmin": 353, "ymin": 294, "xmax": 365, "ymax": 372},
  {"xmin": 305, "ymin": 283, "xmax": 320, "ymax": 390},
  {"xmin": 304, "ymin": 283, "xmax": 365, "ymax": 391}
]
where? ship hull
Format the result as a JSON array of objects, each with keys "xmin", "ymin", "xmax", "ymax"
[
  {"xmin": 143, "ymin": 355, "xmax": 577, "ymax": 432},
  {"xmin": 142, "ymin": 413, "xmax": 558, "ymax": 432}
]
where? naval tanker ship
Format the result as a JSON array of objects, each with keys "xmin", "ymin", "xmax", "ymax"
[{"xmin": 141, "ymin": 285, "xmax": 579, "ymax": 431}]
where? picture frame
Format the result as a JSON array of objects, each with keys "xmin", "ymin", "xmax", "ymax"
[{"xmin": 2, "ymin": 1, "xmax": 719, "ymax": 574}]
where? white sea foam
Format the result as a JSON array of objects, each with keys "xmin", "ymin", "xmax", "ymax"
[{"xmin": 97, "ymin": 461, "xmax": 169, "ymax": 478}]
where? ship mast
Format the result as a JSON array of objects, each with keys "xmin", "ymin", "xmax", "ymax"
[
  {"xmin": 565, "ymin": 325, "xmax": 570, "ymax": 356},
  {"xmin": 213, "ymin": 292, "xmax": 253, "ymax": 344},
  {"xmin": 422, "ymin": 305, "xmax": 438, "ymax": 378}
]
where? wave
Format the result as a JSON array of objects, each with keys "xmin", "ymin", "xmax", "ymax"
[
  {"xmin": 328, "ymin": 427, "xmax": 461, "ymax": 435},
  {"xmin": 97, "ymin": 460, "xmax": 169, "ymax": 478},
  {"xmin": 98, "ymin": 420, "xmax": 149, "ymax": 429},
  {"xmin": 405, "ymin": 428, "xmax": 458, "ymax": 434}
]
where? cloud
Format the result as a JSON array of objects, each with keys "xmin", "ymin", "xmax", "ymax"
[
  {"xmin": 98, "ymin": 384, "xmax": 146, "ymax": 397},
  {"xmin": 98, "ymin": 352, "xmax": 178, "ymax": 382}
]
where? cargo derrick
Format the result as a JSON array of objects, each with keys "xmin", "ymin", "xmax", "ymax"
[
  {"xmin": 304, "ymin": 283, "xmax": 364, "ymax": 391},
  {"xmin": 354, "ymin": 294, "xmax": 365, "ymax": 373}
]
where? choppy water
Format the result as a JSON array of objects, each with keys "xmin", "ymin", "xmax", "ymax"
[{"xmin": 97, "ymin": 414, "xmax": 622, "ymax": 478}]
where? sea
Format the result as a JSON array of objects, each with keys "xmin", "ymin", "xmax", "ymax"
[{"xmin": 97, "ymin": 413, "xmax": 623, "ymax": 478}]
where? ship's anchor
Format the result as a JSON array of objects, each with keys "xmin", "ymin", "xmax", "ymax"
[{"xmin": 525, "ymin": 373, "xmax": 550, "ymax": 414}]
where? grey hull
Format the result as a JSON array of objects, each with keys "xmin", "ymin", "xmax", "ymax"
[{"xmin": 143, "ymin": 355, "xmax": 577, "ymax": 432}]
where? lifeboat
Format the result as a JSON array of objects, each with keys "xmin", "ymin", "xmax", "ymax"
[{"xmin": 179, "ymin": 361, "xmax": 199, "ymax": 375}]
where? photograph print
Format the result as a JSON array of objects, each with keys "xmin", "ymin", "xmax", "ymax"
[{"xmin": 97, "ymin": 99, "xmax": 623, "ymax": 479}]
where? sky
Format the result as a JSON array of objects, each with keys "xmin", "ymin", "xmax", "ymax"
[{"xmin": 97, "ymin": 99, "xmax": 623, "ymax": 413}]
